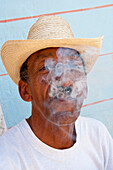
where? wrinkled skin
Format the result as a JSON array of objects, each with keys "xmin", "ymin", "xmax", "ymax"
[{"xmin": 19, "ymin": 47, "xmax": 88, "ymax": 149}]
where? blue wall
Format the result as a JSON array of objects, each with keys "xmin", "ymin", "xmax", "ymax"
[{"xmin": 0, "ymin": 0, "xmax": 113, "ymax": 136}]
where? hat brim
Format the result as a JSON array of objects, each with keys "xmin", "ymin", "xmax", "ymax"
[{"xmin": 1, "ymin": 36, "xmax": 103, "ymax": 85}]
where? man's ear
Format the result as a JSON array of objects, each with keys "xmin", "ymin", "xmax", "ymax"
[{"xmin": 18, "ymin": 80, "xmax": 32, "ymax": 102}]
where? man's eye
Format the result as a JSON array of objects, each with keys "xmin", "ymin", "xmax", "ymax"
[{"xmin": 39, "ymin": 66, "xmax": 48, "ymax": 71}]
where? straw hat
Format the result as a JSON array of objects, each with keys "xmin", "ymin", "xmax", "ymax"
[{"xmin": 1, "ymin": 15, "xmax": 103, "ymax": 85}]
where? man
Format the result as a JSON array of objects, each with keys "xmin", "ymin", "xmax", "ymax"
[{"xmin": 0, "ymin": 15, "xmax": 113, "ymax": 170}]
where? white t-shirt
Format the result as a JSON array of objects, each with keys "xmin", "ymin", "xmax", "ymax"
[{"xmin": 0, "ymin": 116, "xmax": 113, "ymax": 170}]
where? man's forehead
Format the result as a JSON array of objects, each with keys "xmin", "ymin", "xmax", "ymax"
[
  {"xmin": 29, "ymin": 47, "xmax": 80, "ymax": 63},
  {"xmin": 27, "ymin": 47, "xmax": 86, "ymax": 77}
]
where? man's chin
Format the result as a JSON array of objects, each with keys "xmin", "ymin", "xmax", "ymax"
[
  {"xmin": 46, "ymin": 110, "xmax": 80, "ymax": 126},
  {"xmin": 42, "ymin": 97, "xmax": 82, "ymax": 125}
]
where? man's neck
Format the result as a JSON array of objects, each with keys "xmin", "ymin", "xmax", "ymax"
[{"xmin": 26, "ymin": 114, "xmax": 76, "ymax": 149}]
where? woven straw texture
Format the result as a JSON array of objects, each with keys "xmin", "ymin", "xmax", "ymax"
[{"xmin": 1, "ymin": 15, "xmax": 103, "ymax": 84}]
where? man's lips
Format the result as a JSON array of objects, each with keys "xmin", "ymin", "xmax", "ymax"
[{"xmin": 48, "ymin": 96, "xmax": 77, "ymax": 105}]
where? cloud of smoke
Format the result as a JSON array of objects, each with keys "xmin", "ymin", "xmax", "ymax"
[
  {"xmin": 35, "ymin": 47, "xmax": 88, "ymax": 126},
  {"xmin": 43, "ymin": 48, "xmax": 87, "ymax": 101}
]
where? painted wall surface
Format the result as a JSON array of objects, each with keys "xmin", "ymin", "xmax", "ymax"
[{"xmin": 0, "ymin": 0, "xmax": 113, "ymax": 136}]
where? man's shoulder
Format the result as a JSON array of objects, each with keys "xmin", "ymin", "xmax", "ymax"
[
  {"xmin": 78, "ymin": 116, "xmax": 106, "ymax": 128},
  {"xmin": 77, "ymin": 116, "xmax": 110, "ymax": 136},
  {"xmin": 0, "ymin": 120, "xmax": 26, "ymax": 169},
  {"xmin": 0, "ymin": 119, "xmax": 25, "ymax": 149},
  {"xmin": 76, "ymin": 116, "xmax": 113, "ymax": 147}
]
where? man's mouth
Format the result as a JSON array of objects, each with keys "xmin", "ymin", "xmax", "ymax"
[{"xmin": 48, "ymin": 96, "xmax": 77, "ymax": 108}]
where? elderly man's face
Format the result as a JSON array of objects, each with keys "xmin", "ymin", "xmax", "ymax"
[{"xmin": 27, "ymin": 47, "xmax": 88, "ymax": 125}]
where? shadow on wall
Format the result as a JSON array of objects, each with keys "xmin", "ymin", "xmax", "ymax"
[{"xmin": 0, "ymin": 104, "xmax": 7, "ymax": 136}]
